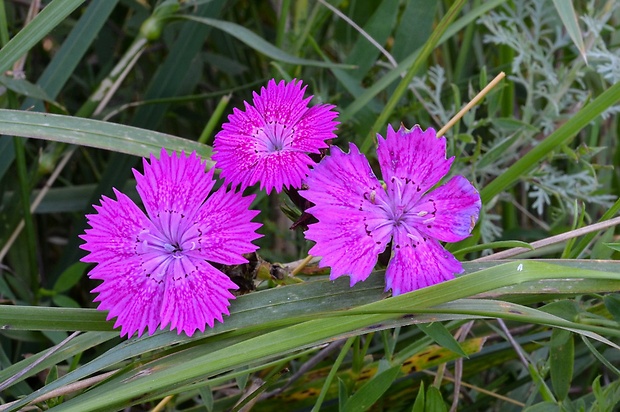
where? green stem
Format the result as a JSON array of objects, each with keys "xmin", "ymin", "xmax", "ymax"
[
  {"xmin": 198, "ymin": 94, "xmax": 231, "ymax": 145},
  {"xmin": 312, "ymin": 337, "xmax": 354, "ymax": 412},
  {"xmin": 13, "ymin": 137, "xmax": 39, "ymax": 301},
  {"xmin": 0, "ymin": 0, "xmax": 9, "ymax": 46},
  {"xmin": 359, "ymin": 0, "xmax": 467, "ymax": 153},
  {"xmin": 275, "ymin": 0, "xmax": 291, "ymax": 49}
]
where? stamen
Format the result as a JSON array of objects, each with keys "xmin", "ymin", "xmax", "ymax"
[
  {"xmin": 137, "ymin": 240, "xmax": 149, "ymax": 254},
  {"xmin": 406, "ymin": 232, "xmax": 420, "ymax": 242},
  {"xmin": 164, "ymin": 243, "xmax": 175, "ymax": 253}
]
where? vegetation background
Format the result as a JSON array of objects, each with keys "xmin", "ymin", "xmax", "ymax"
[{"xmin": 0, "ymin": 0, "xmax": 619, "ymax": 411}]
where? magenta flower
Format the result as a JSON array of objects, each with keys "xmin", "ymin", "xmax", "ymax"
[
  {"xmin": 301, "ymin": 125, "xmax": 481, "ymax": 295},
  {"xmin": 80, "ymin": 149, "xmax": 261, "ymax": 337},
  {"xmin": 213, "ymin": 78, "xmax": 338, "ymax": 194}
]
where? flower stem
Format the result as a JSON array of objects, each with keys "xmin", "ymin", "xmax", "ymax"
[
  {"xmin": 437, "ymin": 71, "xmax": 506, "ymax": 138},
  {"xmin": 290, "ymin": 254, "xmax": 314, "ymax": 276}
]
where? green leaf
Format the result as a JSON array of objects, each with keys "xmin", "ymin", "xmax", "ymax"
[
  {"xmin": 529, "ymin": 363, "xmax": 556, "ymax": 403},
  {"xmin": 53, "ymin": 262, "xmax": 88, "ymax": 293},
  {"xmin": 412, "ymin": 380, "xmax": 425, "ymax": 412},
  {"xmin": 477, "ymin": 131, "xmax": 523, "ymax": 169},
  {"xmin": 425, "ymin": 386, "xmax": 448, "ymax": 412},
  {"xmin": 550, "ymin": 329, "xmax": 574, "ymax": 401},
  {"xmin": 45, "ymin": 365, "xmax": 58, "ymax": 386},
  {"xmin": 524, "ymin": 402, "xmax": 561, "ymax": 412},
  {"xmin": 540, "ymin": 301, "xmax": 580, "ymax": 322},
  {"xmin": 392, "ymin": 0, "xmax": 437, "ymax": 62},
  {"xmin": 313, "ymin": 337, "xmax": 355, "ymax": 412},
  {"xmin": 344, "ymin": 0, "xmax": 399, "ymax": 80},
  {"xmin": 178, "ymin": 16, "xmax": 354, "ymax": 69},
  {"xmin": 491, "ymin": 117, "xmax": 540, "ymax": 132},
  {"xmin": 0, "ymin": 0, "xmax": 86, "ymax": 74},
  {"xmin": 551, "ymin": 0, "xmax": 587, "ymax": 62},
  {"xmin": 0, "ymin": 75, "xmax": 65, "ymax": 112},
  {"xmin": 603, "ymin": 243, "xmax": 620, "ymax": 252},
  {"xmin": 198, "ymin": 386, "xmax": 214, "ymax": 412},
  {"xmin": 32, "ymin": 0, "xmax": 120, "ymax": 101},
  {"xmin": 0, "ymin": 332, "xmax": 117, "ymax": 392},
  {"xmin": 342, "ymin": 365, "xmax": 401, "ymax": 412},
  {"xmin": 581, "ymin": 336, "xmax": 620, "ymax": 378},
  {"xmin": 417, "ymin": 323, "xmax": 467, "ymax": 357},
  {"xmin": 591, "ymin": 376, "xmax": 607, "ymax": 411},
  {"xmin": 0, "ymin": 109, "xmax": 212, "ymax": 164},
  {"xmin": 52, "ymin": 295, "xmax": 81, "ymax": 309},
  {"xmin": 338, "ymin": 377, "xmax": 348, "ymax": 412},
  {"xmin": 235, "ymin": 366, "xmax": 249, "ymax": 390},
  {"xmin": 604, "ymin": 294, "xmax": 620, "ymax": 322}
]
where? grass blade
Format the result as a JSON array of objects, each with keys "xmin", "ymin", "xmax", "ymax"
[
  {"xmin": 0, "ymin": 110, "xmax": 212, "ymax": 163},
  {"xmin": 0, "ymin": 0, "xmax": 85, "ymax": 74}
]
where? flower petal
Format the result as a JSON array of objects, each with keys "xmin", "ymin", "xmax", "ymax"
[
  {"xmin": 385, "ymin": 227, "xmax": 463, "ymax": 296},
  {"xmin": 159, "ymin": 258, "xmax": 238, "ymax": 336},
  {"xmin": 377, "ymin": 125, "xmax": 453, "ymax": 203},
  {"xmin": 191, "ymin": 186, "xmax": 262, "ymax": 265},
  {"xmin": 89, "ymin": 259, "xmax": 164, "ymax": 337},
  {"xmin": 410, "ymin": 175, "xmax": 481, "ymax": 243},
  {"xmin": 80, "ymin": 188, "xmax": 153, "ymax": 265},
  {"xmin": 289, "ymin": 103, "xmax": 338, "ymax": 152},
  {"xmin": 253, "ymin": 79, "xmax": 312, "ymax": 126},
  {"xmin": 303, "ymin": 144, "xmax": 392, "ymax": 285},
  {"xmin": 135, "ymin": 149, "xmax": 215, "ymax": 235},
  {"xmin": 252, "ymin": 151, "xmax": 316, "ymax": 195}
]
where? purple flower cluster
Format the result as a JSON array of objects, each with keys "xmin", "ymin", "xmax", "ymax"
[{"xmin": 82, "ymin": 79, "xmax": 480, "ymax": 338}]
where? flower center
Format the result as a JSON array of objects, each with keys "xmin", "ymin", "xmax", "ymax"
[
  {"xmin": 258, "ymin": 122, "xmax": 293, "ymax": 152},
  {"xmin": 163, "ymin": 241, "xmax": 184, "ymax": 259}
]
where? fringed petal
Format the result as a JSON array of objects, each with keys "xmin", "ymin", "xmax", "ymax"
[
  {"xmin": 385, "ymin": 228, "xmax": 463, "ymax": 296},
  {"xmin": 159, "ymin": 259, "xmax": 238, "ymax": 336},
  {"xmin": 377, "ymin": 125, "xmax": 453, "ymax": 204},
  {"xmin": 89, "ymin": 259, "xmax": 164, "ymax": 338},
  {"xmin": 80, "ymin": 189, "xmax": 153, "ymax": 265},
  {"xmin": 410, "ymin": 175, "xmax": 482, "ymax": 243},
  {"xmin": 191, "ymin": 186, "xmax": 262, "ymax": 265},
  {"xmin": 135, "ymin": 149, "xmax": 215, "ymax": 235}
]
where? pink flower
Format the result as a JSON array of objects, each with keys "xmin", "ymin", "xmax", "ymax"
[
  {"xmin": 213, "ymin": 79, "xmax": 338, "ymax": 194},
  {"xmin": 301, "ymin": 125, "xmax": 481, "ymax": 295},
  {"xmin": 80, "ymin": 149, "xmax": 261, "ymax": 337}
]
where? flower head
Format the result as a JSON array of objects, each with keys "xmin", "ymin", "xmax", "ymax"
[
  {"xmin": 80, "ymin": 149, "xmax": 262, "ymax": 337},
  {"xmin": 301, "ymin": 125, "xmax": 481, "ymax": 295},
  {"xmin": 213, "ymin": 78, "xmax": 338, "ymax": 194}
]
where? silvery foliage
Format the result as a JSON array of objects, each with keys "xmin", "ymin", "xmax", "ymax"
[
  {"xmin": 405, "ymin": 0, "xmax": 617, "ymax": 243},
  {"xmin": 582, "ymin": 2, "xmax": 620, "ymax": 118},
  {"xmin": 525, "ymin": 164, "xmax": 616, "ymax": 216},
  {"xmin": 409, "ymin": 65, "xmax": 455, "ymax": 126},
  {"xmin": 474, "ymin": 0, "xmax": 617, "ymax": 240}
]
